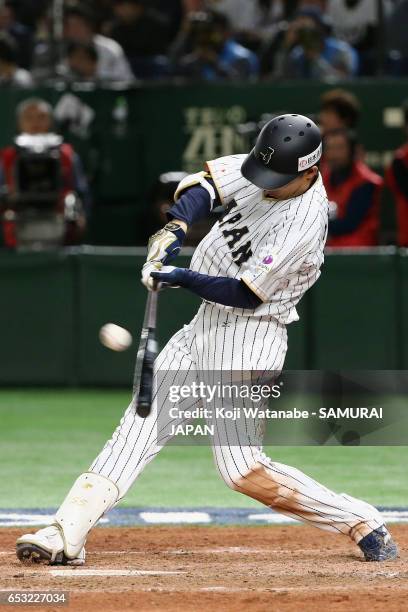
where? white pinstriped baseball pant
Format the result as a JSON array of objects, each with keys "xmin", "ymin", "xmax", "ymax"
[{"xmin": 91, "ymin": 302, "xmax": 383, "ymax": 543}]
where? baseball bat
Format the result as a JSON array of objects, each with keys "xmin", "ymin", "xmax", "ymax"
[{"xmin": 132, "ymin": 284, "xmax": 159, "ymax": 418}]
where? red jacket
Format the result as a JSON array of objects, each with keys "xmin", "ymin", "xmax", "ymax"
[
  {"xmin": 323, "ymin": 160, "xmax": 383, "ymax": 247},
  {"xmin": 385, "ymin": 143, "xmax": 408, "ymax": 247}
]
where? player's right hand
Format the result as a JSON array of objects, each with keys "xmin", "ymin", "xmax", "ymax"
[
  {"xmin": 141, "ymin": 261, "xmax": 162, "ymax": 291},
  {"xmin": 146, "ymin": 222, "xmax": 186, "ymax": 266}
]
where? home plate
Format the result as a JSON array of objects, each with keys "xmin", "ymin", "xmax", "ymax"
[{"xmin": 50, "ymin": 569, "xmax": 184, "ymax": 577}]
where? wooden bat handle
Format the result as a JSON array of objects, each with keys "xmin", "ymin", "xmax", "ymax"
[
  {"xmin": 136, "ymin": 336, "xmax": 156, "ymax": 418},
  {"xmin": 135, "ymin": 285, "xmax": 159, "ymax": 418}
]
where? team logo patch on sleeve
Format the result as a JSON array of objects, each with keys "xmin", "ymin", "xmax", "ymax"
[
  {"xmin": 298, "ymin": 142, "xmax": 322, "ymax": 171},
  {"xmin": 256, "ymin": 248, "xmax": 279, "ymax": 272}
]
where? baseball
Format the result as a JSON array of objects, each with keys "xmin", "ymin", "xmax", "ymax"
[{"xmin": 99, "ymin": 323, "xmax": 132, "ymax": 352}]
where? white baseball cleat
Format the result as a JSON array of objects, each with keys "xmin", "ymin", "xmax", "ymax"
[{"xmin": 16, "ymin": 525, "xmax": 86, "ymax": 566}]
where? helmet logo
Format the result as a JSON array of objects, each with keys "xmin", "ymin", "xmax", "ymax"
[
  {"xmin": 297, "ymin": 142, "xmax": 322, "ymax": 172},
  {"xmin": 259, "ymin": 147, "xmax": 275, "ymax": 165}
]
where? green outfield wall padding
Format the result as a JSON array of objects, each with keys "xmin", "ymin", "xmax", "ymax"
[
  {"xmin": 0, "ymin": 252, "xmax": 75, "ymax": 384},
  {"xmin": 76, "ymin": 253, "xmax": 147, "ymax": 386},
  {"xmin": 311, "ymin": 253, "xmax": 399, "ymax": 369},
  {"xmin": 76, "ymin": 254, "xmax": 201, "ymax": 385},
  {"xmin": 0, "ymin": 250, "xmax": 404, "ymax": 385}
]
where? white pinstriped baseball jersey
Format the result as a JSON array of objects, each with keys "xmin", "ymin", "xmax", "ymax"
[{"xmin": 189, "ymin": 154, "xmax": 329, "ymax": 323}]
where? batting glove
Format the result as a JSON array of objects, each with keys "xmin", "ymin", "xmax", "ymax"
[
  {"xmin": 146, "ymin": 222, "xmax": 186, "ymax": 266},
  {"xmin": 141, "ymin": 261, "xmax": 163, "ymax": 290}
]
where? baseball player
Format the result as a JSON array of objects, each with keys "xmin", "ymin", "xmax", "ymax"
[{"xmin": 16, "ymin": 114, "xmax": 397, "ymax": 565}]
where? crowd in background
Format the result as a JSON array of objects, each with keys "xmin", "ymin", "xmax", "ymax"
[
  {"xmin": 0, "ymin": 0, "xmax": 408, "ymax": 251},
  {"xmin": 1, "ymin": 0, "xmax": 408, "ymax": 85}
]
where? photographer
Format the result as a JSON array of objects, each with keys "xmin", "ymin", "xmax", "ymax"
[
  {"xmin": 275, "ymin": 7, "xmax": 358, "ymax": 80},
  {"xmin": 174, "ymin": 10, "xmax": 259, "ymax": 81},
  {"xmin": 0, "ymin": 98, "xmax": 90, "ymax": 250}
]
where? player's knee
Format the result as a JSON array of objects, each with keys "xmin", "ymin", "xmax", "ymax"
[
  {"xmin": 214, "ymin": 455, "xmax": 290, "ymax": 506},
  {"xmin": 215, "ymin": 457, "xmax": 256, "ymax": 493},
  {"xmin": 218, "ymin": 468, "xmax": 242, "ymax": 492}
]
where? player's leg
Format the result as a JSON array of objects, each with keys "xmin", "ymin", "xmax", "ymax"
[
  {"xmin": 213, "ymin": 443, "xmax": 392, "ymax": 547},
  {"xmin": 213, "ymin": 431, "xmax": 398, "ymax": 560},
  {"xmin": 199, "ymin": 308, "xmax": 397, "ymax": 561},
  {"xmin": 16, "ymin": 314, "xmax": 201, "ymax": 565}
]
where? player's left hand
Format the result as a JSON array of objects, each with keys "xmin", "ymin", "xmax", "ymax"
[{"xmin": 150, "ymin": 265, "xmax": 186, "ymax": 288}]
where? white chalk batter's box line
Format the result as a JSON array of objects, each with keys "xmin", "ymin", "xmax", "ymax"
[
  {"xmin": 0, "ymin": 508, "xmax": 407, "ymax": 527},
  {"xmin": 50, "ymin": 569, "xmax": 185, "ymax": 577}
]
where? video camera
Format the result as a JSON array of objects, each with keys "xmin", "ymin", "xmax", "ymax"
[{"xmin": 1, "ymin": 133, "xmax": 83, "ymax": 250}]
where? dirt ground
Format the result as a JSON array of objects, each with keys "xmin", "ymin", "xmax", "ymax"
[{"xmin": 0, "ymin": 525, "xmax": 407, "ymax": 611}]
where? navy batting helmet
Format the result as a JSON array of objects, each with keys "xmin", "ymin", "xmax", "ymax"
[{"xmin": 241, "ymin": 114, "xmax": 322, "ymax": 189}]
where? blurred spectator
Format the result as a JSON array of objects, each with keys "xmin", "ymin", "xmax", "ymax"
[
  {"xmin": 65, "ymin": 41, "xmax": 98, "ymax": 82},
  {"xmin": 150, "ymin": 0, "xmax": 184, "ymax": 41},
  {"xmin": 0, "ymin": 98, "xmax": 90, "ymax": 249},
  {"xmin": 63, "ymin": 4, "xmax": 133, "ymax": 81},
  {"xmin": 319, "ymin": 89, "xmax": 362, "ymax": 175},
  {"xmin": 29, "ymin": 3, "xmax": 56, "ymax": 82},
  {"xmin": 203, "ymin": 0, "xmax": 292, "ymax": 51},
  {"xmin": 327, "ymin": 0, "xmax": 392, "ymax": 75},
  {"xmin": 83, "ymin": 0, "xmax": 115, "ymax": 31},
  {"xmin": 175, "ymin": 10, "xmax": 259, "ymax": 80},
  {"xmin": 274, "ymin": 6, "xmax": 359, "ymax": 80},
  {"xmin": 385, "ymin": 99, "xmax": 408, "ymax": 247},
  {"xmin": 386, "ymin": 0, "xmax": 408, "ymax": 75},
  {"xmin": 17, "ymin": 98, "xmax": 53, "ymax": 134},
  {"xmin": 0, "ymin": 32, "xmax": 32, "ymax": 86},
  {"xmin": 323, "ymin": 129, "xmax": 383, "ymax": 247},
  {"xmin": 0, "ymin": 0, "xmax": 33, "ymax": 69},
  {"xmin": 109, "ymin": 0, "xmax": 172, "ymax": 79},
  {"xmin": 8, "ymin": 0, "xmax": 49, "ymax": 31},
  {"xmin": 319, "ymin": 88, "xmax": 360, "ymax": 134}
]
